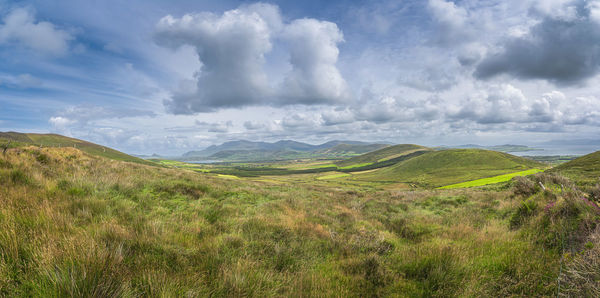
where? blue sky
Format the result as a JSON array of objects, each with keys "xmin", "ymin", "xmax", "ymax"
[{"xmin": 1, "ymin": 0, "xmax": 600, "ymax": 155}]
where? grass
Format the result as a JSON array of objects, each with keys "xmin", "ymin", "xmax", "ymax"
[
  {"xmin": 217, "ymin": 174, "xmax": 240, "ymax": 179},
  {"xmin": 337, "ymin": 162, "xmax": 373, "ymax": 169},
  {"xmin": 359, "ymin": 149, "xmax": 547, "ymax": 187},
  {"xmin": 0, "ymin": 145, "xmax": 596, "ymax": 296},
  {"xmin": 316, "ymin": 173, "xmax": 351, "ymax": 180},
  {"xmin": 438, "ymin": 169, "xmax": 544, "ymax": 189},
  {"xmin": 335, "ymin": 144, "xmax": 429, "ymax": 167},
  {"xmin": 1, "ymin": 132, "xmax": 155, "ymax": 166},
  {"xmin": 550, "ymin": 150, "xmax": 600, "ymax": 185}
]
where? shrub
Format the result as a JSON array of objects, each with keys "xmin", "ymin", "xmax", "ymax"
[
  {"xmin": 533, "ymin": 173, "xmax": 572, "ymax": 189},
  {"xmin": 35, "ymin": 153, "xmax": 50, "ymax": 165},
  {"xmin": 512, "ymin": 176, "xmax": 538, "ymax": 197}
]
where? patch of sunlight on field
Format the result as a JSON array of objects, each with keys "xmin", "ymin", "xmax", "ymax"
[
  {"xmin": 337, "ymin": 163, "xmax": 373, "ymax": 170},
  {"xmin": 217, "ymin": 174, "xmax": 240, "ymax": 179},
  {"xmin": 316, "ymin": 173, "xmax": 351, "ymax": 180},
  {"xmin": 296, "ymin": 163, "xmax": 337, "ymax": 170},
  {"xmin": 348, "ymin": 168, "xmax": 380, "ymax": 175},
  {"xmin": 437, "ymin": 169, "xmax": 544, "ymax": 189}
]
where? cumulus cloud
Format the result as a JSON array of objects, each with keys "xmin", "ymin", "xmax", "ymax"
[
  {"xmin": 0, "ymin": 7, "xmax": 73, "ymax": 55},
  {"xmin": 49, "ymin": 116, "xmax": 75, "ymax": 128},
  {"xmin": 427, "ymin": 0, "xmax": 472, "ymax": 45},
  {"xmin": 448, "ymin": 84, "xmax": 529, "ymax": 124},
  {"xmin": 155, "ymin": 3, "xmax": 349, "ymax": 113},
  {"xmin": 155, "ymin": 4, "xmax": 277, "ymax": 113},
  {"xmin": 195, "ymin": 120, "xmax": 233, "ymax": 133},
  {"xmin": 321, "ymin": 108, "xmax": 355, "ymax": 126},
  {"xmin": 280, "ymin": 18, "xmax": 349, "ymax": 104},
  {"xmin": 281, "ymin": 113, "xmax": 321, "ymax": 129},
  {"xmin": 475, "ymin": 0, "xmax": 600, "ymax": 85},
  {"xmin": 243, "ymin": 120, "xmax": 266, "ymax": 130}
]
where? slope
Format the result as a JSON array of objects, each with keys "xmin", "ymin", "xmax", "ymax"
[
  {"xmin": 335, "ymin": 144, "xmax": 430, "ymax": 167},
  {"xmin": 549, "ymin": 150, "xmax": 600, "ymax": 184},
  {"xmin": 358, "ymin": 149, "xmax": 546, "ymax": 187},
  {"xmin": 0, "ymin": 131, "xmax": 154, "ymax": 166},
  {"xmin": 315, "ymin": 143, "xmax": 389, "ymax": 155}
]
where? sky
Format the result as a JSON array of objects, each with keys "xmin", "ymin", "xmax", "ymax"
[{"xmin": 1, "ymin": 0, "xmax": 600, "ymax": 155}]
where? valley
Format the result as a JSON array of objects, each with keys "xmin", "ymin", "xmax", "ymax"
[{"xmin": 2, "ymin": 133, "xmax": 598, "ymax": 296}]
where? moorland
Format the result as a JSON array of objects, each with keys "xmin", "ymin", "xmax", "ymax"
[{"xmin": 1, "ymin": 132, "xmax": 599, "ymax": 296}]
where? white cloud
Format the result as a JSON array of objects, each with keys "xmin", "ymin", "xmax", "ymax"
[
  {"xmin": 49, "ymin": 116, "xmax": 74, "ymax": 127},
  {"xmin": 280, "ymin": 18, "xmax": 349, "ymax": 104},
  {"xmin": 155, "ymin": 3, "xmax": 349, "ymax": 113},
  {"xmin": 0, "ymin": 7, "xmax": 73, "ymax": 55},
  {"xmin": 155, "ymin": 4, "xmax": 276, "ymax": 113},
  {"xmin": 321, "ymin": 108, "xmax": 355, "ymax": 126},
  {"xmin": 427, "ymin": 0, "xmax": 472, "ymax": 45}
]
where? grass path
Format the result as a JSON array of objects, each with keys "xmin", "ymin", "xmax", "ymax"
[{"xmin": 437, "ymin": 169, "xmax": 544, "ymax": 189}]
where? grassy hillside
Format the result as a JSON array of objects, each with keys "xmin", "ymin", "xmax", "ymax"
[
  {"xmin": 550, "ymin": 150, "xmax": 600, "ymax": 184},
  {"xmin": 335, "ymin": 144, "xmax": 430, "ymax": 167},
  {"xmin": 359, "ymin": 149, "xmax": 546, "ymax": 187},
  {"xmin": 1, "ymin": 146, "xmax": 583, "ymax": 296},
  {"xmin": 0, "ymin": 132, "xmax": 154, "ymax": 166},
  {"xmin": 316, "ymin": 143, "xmax": 389, "ymax": 155}
]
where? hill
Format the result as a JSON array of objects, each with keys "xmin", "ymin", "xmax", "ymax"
[
  {"xmin": 358, "ymin": 149, "xmax": 546, "ymax": 187},
  {"xmin": 315, "ymin": 143, "xmax": 389, "ymax": 155},
  {"xmin": 335, "ymin": 144, "xmax": 430, "ymax": 167},
  {"xmin": 550, "ymin": 150, "xmax": 600, "ymax": 184},
  {"xmin": 206, "ymin": 149, "xmax": 315, "ymax": 161},
  {"xmin": 182, "ymin": 139, "xmax": 379, "ymax": 158},
  {"xmin": 0, "ymin": 131, "xmax": 154, "ymax": 166}
]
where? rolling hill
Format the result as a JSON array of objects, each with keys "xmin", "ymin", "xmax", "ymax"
[
  {"xmin": 356, "ymin": 149, "xmax": 546, "ymax": 187},
  {"xmin": 550, "ymin": 150, "xmax": 600, "ymax": 184},
  {"xmin": 0, "ymin": 139, "xmax": 571, "ymax": 296},
  {"xmin": 335, "ymin": 144, "xmax": 431, "ymax": 167},
  {"xmin": 182, "ymin": 139, "xmax": 381, "ymax": 158},
  {"xmin": 315, "ymin": 143, "xmax": 389, "ymax": 155},
  {"xmin": 0, "ymin": 131, "xmax": 154, "ymax": 166}
]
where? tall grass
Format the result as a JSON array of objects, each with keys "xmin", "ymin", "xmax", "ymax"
[{"xmin": 0, "ymin": 147, "xmax": 593, "ymax": 296}]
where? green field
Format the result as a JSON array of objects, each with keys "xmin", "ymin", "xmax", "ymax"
[
  {"xmin": 337, "ymin": 162, "xmax": 373, "ymax": 169},
  {"xmin": 360, "ymin": 149, "xmax": 546, "ymax": 187},
  {"xmin": 316, "ymin": 173, "xmax": 351, "ymax": 180},
  {"xmin": 335, "ymin": 144, "xmax": 429, "ymax": 167},
  {"xmin": 438, "ymin": 169, "xmax": 544, "ymax": 189}
]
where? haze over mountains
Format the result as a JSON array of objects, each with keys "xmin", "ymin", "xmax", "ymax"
[{"xmin": 176, "ymin": 139, "xmax": 548, "ymax": 162}]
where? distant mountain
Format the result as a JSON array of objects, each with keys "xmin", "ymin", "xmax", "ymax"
[{"xmin": 181, "ymin": 139, "xmax": 382, "ymax": 160}]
